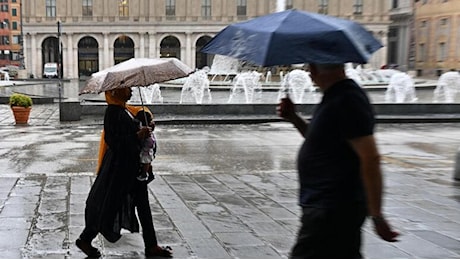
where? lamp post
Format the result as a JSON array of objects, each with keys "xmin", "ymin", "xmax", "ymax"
[
  {"xmin": 19, "ymin": 1, "xmax": 24, "ymax": 69},
  {"xmin": 57, "ymin": 20, "xmax": 63, "ymax": 120}
]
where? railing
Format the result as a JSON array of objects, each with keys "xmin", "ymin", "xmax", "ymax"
[{"xmin": 24, "ymin": 15, "xmax": 264, "ymax": 24}]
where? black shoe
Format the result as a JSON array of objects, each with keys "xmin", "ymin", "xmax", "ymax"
[
  {"xmin": 76, "ymin": 238, "xmax": 101, "ymax": 259},
  {"xmin": 146, "ymin": 172, "xmax": 155, "ymax": 183},
  {"xmin": 145, "ymin": 245, "xmax": 173, "ymax": 259}
]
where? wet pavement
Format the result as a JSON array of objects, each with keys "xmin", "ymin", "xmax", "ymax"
[{"xmin": 0, "ymin": 103, "xmax": 459, "ymax": 259}]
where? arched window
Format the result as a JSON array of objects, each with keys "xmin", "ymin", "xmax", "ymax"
[
  {"xmin": 160, "ymin": 36, "xmax": 180, "ymax": 59},
  {"xmin": 114, "ymin": 35, "xmax": 134, "ymax": 64},
  {"xmin": 78, "ymin": 36, "xmax": 99, "ymax": 77},
  {"xmin": 196, "ymin": 36, "xmax": 212, "ymax": 69}
]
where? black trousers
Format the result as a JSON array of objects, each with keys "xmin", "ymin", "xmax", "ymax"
[
  {"xmin": 290, "ymin": 204, "xmax": 367, "ymax": 259},
  {"xmin": 80, "ymin": 181, "xmax": 158, "ymax": 247}
]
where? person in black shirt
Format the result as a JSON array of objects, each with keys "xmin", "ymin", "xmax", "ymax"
[{"xmin": 277, "ymin": 63, "xmax": 399, "ymax": 258}]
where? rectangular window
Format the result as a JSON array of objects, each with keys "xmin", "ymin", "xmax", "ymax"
[
  {"xmin": 440, "ymin": 18, "xmax": 448, "ymax": 26},
  {"xmin": 318, "ymin": 0, "xmax": 328, "ymax": 14},
  {"xmin": 46, "ymin": 0, "xmax": 56, "ymax": 17},
  {"xmin": 237, "ymin": 0, "xmax": 247, "ymax": 16},
  {"xmin": 286, "ymin": 0, "xmax": 293, "ymax": 9},
  {"xmin": 12, "ymin": 0, "xmax": 16, "ymax": 3},
  {"xmin": 119, "ymin": 0, "xmax": 129, "ymax": 17},
  {"xmin": 1, "ymin": 4, "xmax": 8, "ymax": 12},
  {"xmin": 12, "ymin": 35, "xmax": 19, "ymax": 44},
  {"xmin": 418, "ymin": 43, "xmax": 425, "ymax": 61},
  {"xmin": 353, "ymin": 0, "xmax": 363, "ymax": 15},
  {"xmin": 1, "ymin": 36, "xmax": 9, "ymax": 45},
  {"xmin": 392, "ymin": 0, "xmax": 398, "ymax": 9},
  {"xmin": 165, "ymin": 0, "xmax": 175, "ymax": 17},
  {"xmin": 201, "ymin": 0, "xmax": 211, "ymax": 19},
  {"xmin": 438, "ymin": 42, "xmax": 446, "ymax": 61},
  {"xmin": 12, "ymin": 21, "xmax": 17, "ymax": 30},
  {"xmin": 12, "ymin": 8, "xmax": 17, "ymax": 16},
  {"xmin": 83, "ymin": 0, "xmax": 93, "ymax": 17}
]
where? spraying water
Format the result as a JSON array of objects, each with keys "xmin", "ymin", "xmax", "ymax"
[
  {"xmin": 228, "ymin": 71, "xmax": 263, "ymax": 103},
  {"xmin": 180, "ymin": 69, "xmax": 212, "ymax": 104},
  {"xmin": 128, "ymin": 84, "xmax": 163, "ymax": 104},
  {"xmin": 209, "ymin": 55, "xmax": 240, "ymax": 82},
  {"xmin": 385, "ymin": 72, "xmax": 417, "ymax": 103},
  {"xmin": 277, "ymin": 69, "xmax": 316, "ymax": 103},
  {"xmin": 433, "ymin": 71, "xmax": 460, "ymax": 102},
  {"xmin": 276, "ymin": 0, "xmax": 286, "ymax": 12}
]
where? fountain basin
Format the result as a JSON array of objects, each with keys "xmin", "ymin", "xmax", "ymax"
[{"xmin": 75, "ymin": 102, "xmax": 460, "ymax": 124}]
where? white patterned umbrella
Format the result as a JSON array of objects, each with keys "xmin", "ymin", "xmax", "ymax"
[{"xmin": 79, "ymin": 58, "xmax": 193, "ymax": 95}]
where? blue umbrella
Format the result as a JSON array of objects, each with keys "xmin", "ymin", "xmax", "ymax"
[{"xmin": 200, "ymin": 9, "xmax": 383, "ymax": 66}]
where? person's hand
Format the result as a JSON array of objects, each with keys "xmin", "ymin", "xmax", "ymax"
[
  {"xmin": 149, "ymin": 121, "xmax": 156, "ymax": 131},
  {"xmin": 277, "ymin": 97, "xmax": 297, "ymax": 122},
  {"xmin": 137, "ymin": 126, "xmax": 151, "ymax": 139},
  {"xmin": 372, "ymin": 216, "xmax": 400, "ymax": 242}
]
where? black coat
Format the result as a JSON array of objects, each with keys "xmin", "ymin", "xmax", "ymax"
[{"xmin": 85, "ymin": 105, "xmax": 141, "ymax": 243}]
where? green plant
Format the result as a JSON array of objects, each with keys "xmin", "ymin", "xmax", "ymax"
[{"xmin": 9, "ymin": 93, "xmax": 33, "ymax": 108}]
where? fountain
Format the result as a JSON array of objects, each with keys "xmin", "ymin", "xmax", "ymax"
[
  {"xmin": 180, "ymin": 69, "xmax": 212, "ymax": 104},
  {"xmin": 344, "ymin": 63, "xmax": 401, "ymax": 85},
  {"xmin": 277, "ymin": 69, "xmax": 315, "ymax": 103},
  {"xmin": 276, "ymin": 0, "xmax": 286, "ymax": 12},
  {"xmin": 208, "ymin": 55, "xmax": 240, "ymax": 83},
  {"xmin": 265, "ymin": 71, "xmax": 272, "ymax": 83},
  {"xmin": 433, "ymin": 71, "xmax": 460, "ymax": 103},
  {"xmin": 129, "ymin": 84, "xmax": 163, "ymax": 104},
  {"xmin": 345, "ymin": 63, "xmax": 363, "ymax": 86},
  {"xmin": 228, "ymin": 71, "xmax": 263, "ymax": 103},
  {"xmin": 385, "ymin": 72, "xmax": 417, "ymax": 103}
]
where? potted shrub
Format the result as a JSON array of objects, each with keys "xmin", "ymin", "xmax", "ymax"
[{"xmin": 9, "ymin": 93, "xmax": 33, "ymax": 124}]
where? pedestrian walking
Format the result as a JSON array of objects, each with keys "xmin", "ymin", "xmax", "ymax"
[
  {"xmin": 76, "ymin": 88, "xmax": 172, "ymax": 259},
  {"xmin": 277, "ymin": 63, "xmax": 399, "ymax": 258}
]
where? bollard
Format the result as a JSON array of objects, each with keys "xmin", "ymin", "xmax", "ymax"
[{"xmin": 454, "ymin": 147, "xmax": 460, "ymax": 181}]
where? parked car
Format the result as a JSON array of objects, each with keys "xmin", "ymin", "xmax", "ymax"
[{"xmin": 43, "ymin": 63, "xmax": 58, "ymax": 78}]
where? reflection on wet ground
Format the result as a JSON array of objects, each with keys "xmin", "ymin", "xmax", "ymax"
[{"xmin": 0, "ymin": 121, "xmax": 459, "ymax": 258}]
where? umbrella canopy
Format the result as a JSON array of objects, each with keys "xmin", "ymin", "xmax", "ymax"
[
  {"xmin": 80, "ymin": 58, "xmax": 193, "ymax": 94},
  {"xmin": 200, "ymin": 9, "xmax": 383, "ymax": 66}
]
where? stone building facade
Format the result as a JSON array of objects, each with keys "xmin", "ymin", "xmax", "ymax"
[
  {"xmin": 415, "ymin": 0, "xmax": 460, "ymax": 77},
  {"xmin": 21, "ymin": 0, "xmax": 391, "ymax": 79},
  {"xmin": 388, "ymin": 0, "xmax": 414, "ymax": 72}
]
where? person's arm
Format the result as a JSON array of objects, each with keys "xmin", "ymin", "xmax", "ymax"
[
  {"xmin": 277, "ymin": 97, "xmax": 309, "ymax": 138},
  {"xmin": 349, "ymin": 135, "xmax": 399, "ymax": 242}
]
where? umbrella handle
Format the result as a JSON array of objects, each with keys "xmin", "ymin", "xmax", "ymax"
[{"xmin": 137, "ymin": 87, "xmax": 148, "ymax": 126}]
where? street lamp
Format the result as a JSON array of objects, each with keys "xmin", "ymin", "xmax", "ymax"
[
  {"xmin": 57, "ymin": 20, "xmax": 62, "ymax": 79},
  {"xmin": 57, "ymin": 20, "xmax": 63, "ymax": 121},
  {"xmin": 19, "ymin": 1, "xmax": 24, "ymax": 69}
]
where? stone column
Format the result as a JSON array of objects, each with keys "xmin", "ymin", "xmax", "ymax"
[
  {"xmin": 30, "ymin": 33, "xmax": 38, "ymax": 78},
  {"xmin": 23, "ymin": 33, "xmax": 29, "ymax": 74},
  {"xmin": 66, "ymin": 33, "xmax": 75, "ymax": 79},
  {"xmin": 185, "ymin": 32, "xmax": 192, "ymax": 68},
  {"xmin": 103, "ymin": 32, "xmax": 110, "ymax": 69},
  {"xmin": 148, "ymin": 33, "xmax": 157, "ymax": 58},
  {"xmin": 139, "ymin": 32, "xmax": 145, "ymax": 58}
]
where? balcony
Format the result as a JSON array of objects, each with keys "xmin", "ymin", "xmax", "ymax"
[{"xmin": 389, "ymin": 6, "xmax": 413, "ymax": 17}]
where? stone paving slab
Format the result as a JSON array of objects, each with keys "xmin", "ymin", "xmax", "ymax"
[{"xmin": 0, "ymin": 103, "xmax": 459, "ymax": 258}]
